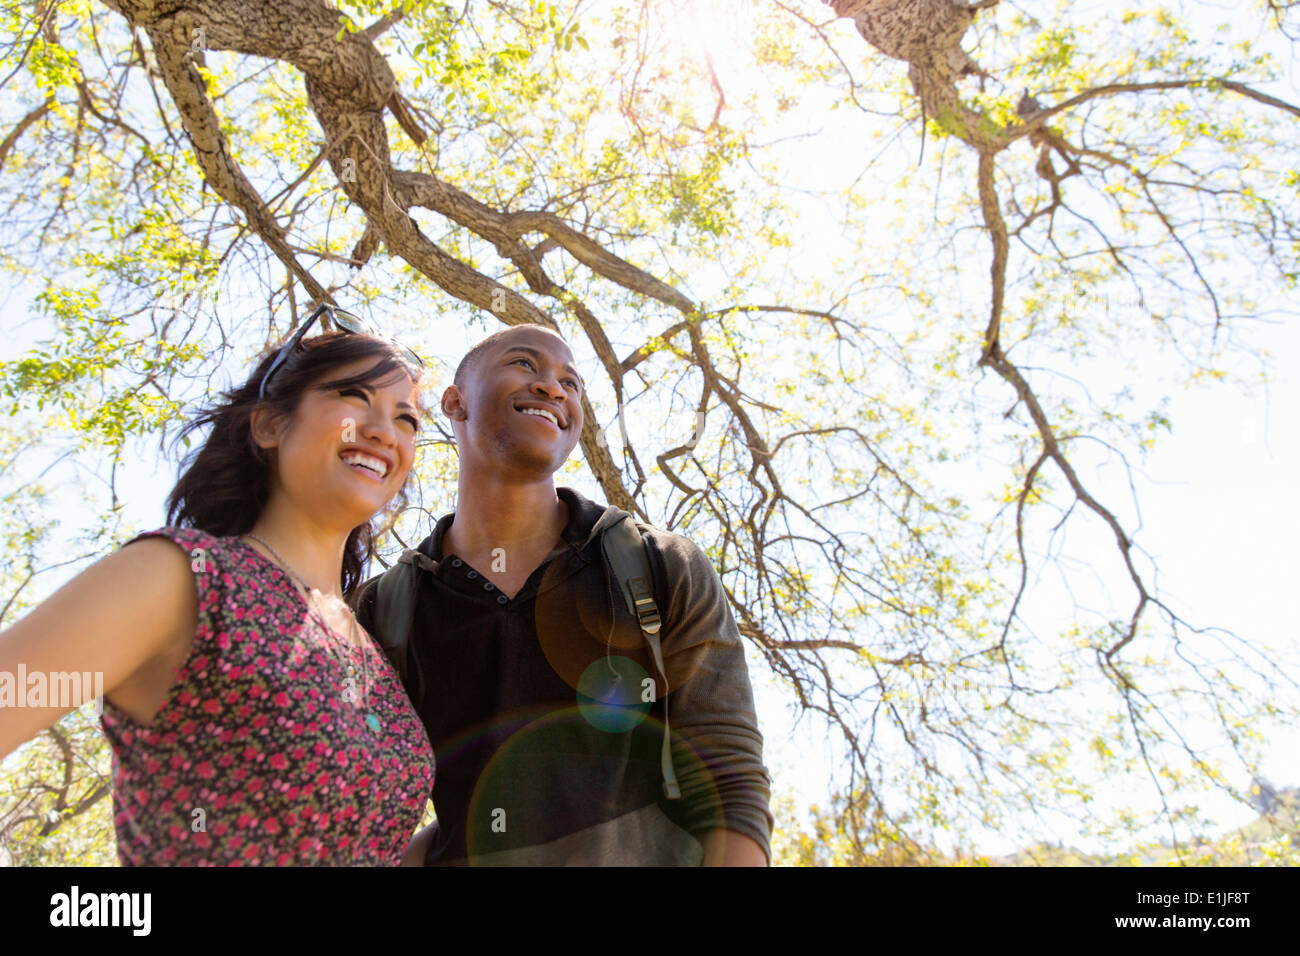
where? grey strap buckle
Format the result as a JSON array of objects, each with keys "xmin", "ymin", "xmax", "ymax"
[{"xmin": 628, "ymin": 575, "xmax": 661, "ymax": 634}]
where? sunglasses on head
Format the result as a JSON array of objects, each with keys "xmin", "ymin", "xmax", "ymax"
[{"xmin": 258, "ymin": 303, "xmax": 425, "ymax": 401}]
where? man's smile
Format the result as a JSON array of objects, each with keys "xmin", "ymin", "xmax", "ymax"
[{"xmin": 514, "ymin": 401, "xmax": 567, "ymax": 429}]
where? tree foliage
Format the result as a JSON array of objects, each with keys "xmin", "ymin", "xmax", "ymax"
[{"xmin": 2, "ymin": 0, "xmax": 1298, "ymax": 861}]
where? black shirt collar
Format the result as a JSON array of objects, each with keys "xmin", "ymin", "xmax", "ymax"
[{"xmin": 417, "ymin": 486, "xmax": 608, "ymax": 563}]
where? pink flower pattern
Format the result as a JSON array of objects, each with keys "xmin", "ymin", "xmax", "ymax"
[{"xmin": 100, "ymin": 527, "xmax": 435, "ymax": 866}]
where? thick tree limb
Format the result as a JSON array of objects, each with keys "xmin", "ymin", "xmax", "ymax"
[{"xmin": 0, "ymin": 99, "xmax": 51, "ymax": 173}]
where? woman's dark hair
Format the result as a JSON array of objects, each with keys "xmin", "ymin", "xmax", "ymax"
[{"xmin": 166, "ymin": 331, "xmax": 423, "ymax": 594}]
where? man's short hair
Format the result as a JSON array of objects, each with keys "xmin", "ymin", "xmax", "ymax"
[{"xmin": 454, "ymin": 324, "xmax": 570, "ymax": 390}]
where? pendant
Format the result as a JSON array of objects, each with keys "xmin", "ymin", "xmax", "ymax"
[{"xmin": 365, "ymin": 712, "xmax": 381, "ymax": 733}]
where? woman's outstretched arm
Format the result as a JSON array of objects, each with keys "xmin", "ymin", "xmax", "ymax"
[{"xmin": 0, "ymin": 537, "xmax": 197, "ymax": 758}]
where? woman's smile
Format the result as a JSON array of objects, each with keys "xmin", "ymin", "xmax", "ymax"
[{"xmin": 340, "ymin": 448, "xmax": 393, "ymax": 481}]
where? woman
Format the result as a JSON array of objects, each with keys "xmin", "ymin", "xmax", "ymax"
[{"xmin": 0, "ymin": 305, "xmax": 435, "ymax": 865}]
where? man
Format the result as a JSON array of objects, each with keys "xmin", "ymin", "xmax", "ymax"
[{"xmin": 353, "ymin": 322, "xmax": 773, "ymax": 865}]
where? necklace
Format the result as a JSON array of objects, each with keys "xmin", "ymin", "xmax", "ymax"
[{"xmin": 243, "ymin": 533, "xmax": 382, "ymax": 734}]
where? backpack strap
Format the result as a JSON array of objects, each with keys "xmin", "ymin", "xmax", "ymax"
[
  {"xmin": 601, "ymin": 513, "xmax": 682, "ymax": 800},
  {"xmin": 372, "ymin": 551, "xmax": 421, "ymax": 689}
]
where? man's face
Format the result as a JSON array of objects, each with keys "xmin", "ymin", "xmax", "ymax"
[{"xmin": 444, "ymin": 327, "xmax": 585, "ymax": 478}]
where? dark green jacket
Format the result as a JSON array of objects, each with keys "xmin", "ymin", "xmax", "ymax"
[{"xmin": 352, "ymin": 486, "xmax": 773, "ymax": 865}]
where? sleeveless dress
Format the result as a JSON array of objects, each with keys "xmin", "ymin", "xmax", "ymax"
[{"xmin": 98, "ymin": 526, "xmax": 436, "ymax": 866}]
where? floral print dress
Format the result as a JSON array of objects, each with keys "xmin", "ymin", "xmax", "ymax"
[{"xmin": 99, "ymin": 526, "xmax": 435, "ymax": 865}]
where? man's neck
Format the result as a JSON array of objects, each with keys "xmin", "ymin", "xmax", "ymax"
[{"xmin": 443, "ymin": 475, "xmax": 569, "ymax": 562}]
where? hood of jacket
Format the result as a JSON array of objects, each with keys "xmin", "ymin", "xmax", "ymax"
[{"xmin": 407, "ymin": 486, "xmax": 632, "ymax": 572}]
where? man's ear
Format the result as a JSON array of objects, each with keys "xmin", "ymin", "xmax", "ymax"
[
  {"xmin": 249, "ymin": 406, "xmax": 286, "ymax": 450},
  {"xmin": 441, "ymin": 384, "xmax": 468, "ymax": 422}
]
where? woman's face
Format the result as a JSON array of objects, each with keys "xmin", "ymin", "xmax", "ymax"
[{"xmin": 260, "ymin": 357, "xmax": 421, "ymax": 531}]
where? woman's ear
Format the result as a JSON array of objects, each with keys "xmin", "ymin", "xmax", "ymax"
[{"xmin": 249, "ymin": 405, "xmax": 285, "ymax": 450}]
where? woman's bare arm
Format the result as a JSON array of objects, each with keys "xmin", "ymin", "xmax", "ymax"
[{"xmin": 0, "ymin": 537, "xmax": 198, "ymax": 758}]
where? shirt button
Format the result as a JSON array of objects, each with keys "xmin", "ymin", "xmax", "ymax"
[
  {"xmin": 451, "ymin": 558, "xmax": 463, "ymax": 567},
  {"xmin": 467, "ymin": 570, "xmax": 477, "ymax": 579},
  {"xmin": 497, "ymin": 595, "xmax": 508, "ymax": 605},
  {"xmin": 483, "ymin": 582, "xmax": 494, "ymax": 591}
]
